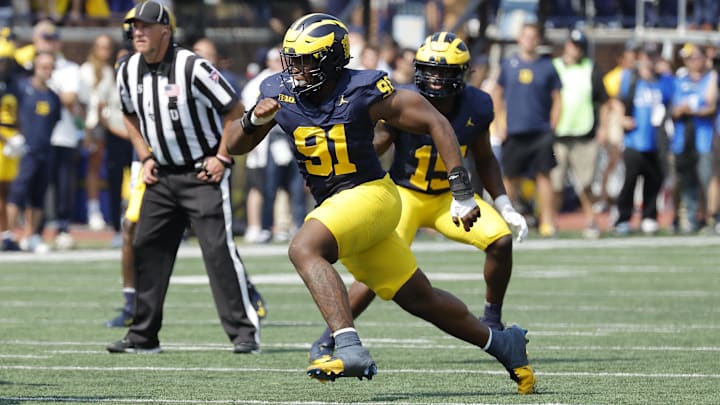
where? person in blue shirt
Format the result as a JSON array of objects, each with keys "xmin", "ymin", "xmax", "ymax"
[
  {"xmin": 671, "ymin": 43, "xmax": 718, "ymax": 233},
  {"xmin": 613, "ymin": 44, "xmax": 672, "ymax": 235},
  {"xmin": 226, "ymin": 13, "xmax": 535, "ymax": 394},
  {"xmin": 494, "ymin": 23, "xmax": 562, "ymax": 237},
  {"xmin": 6, "ymin": 51, "xmax": 61, "ymax": 252}
]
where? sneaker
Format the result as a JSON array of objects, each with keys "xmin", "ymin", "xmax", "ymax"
[
  {"xmin": 106, "ymin": 338, "xmax": 161, "ymax": 354},
  {"xmin": 306, "ymin": 343, "xmax": 377, "ymax": 382},
  {"xmin": 1, "ymin": 238, "xmax": 21, "ymax": 252},
  {"xmin": 308, "ymin": 337, "xmax": 335, "ymax": 365},
  {"xmin": 614, "ymin": 221, "xmax": 631, "ymax": 236},
  {"xmin": 640, "ymin": 218, "xmax": 659, "ymax": 235},
  {"xmin": 486, "ymin": 325, "xmax": 536, "ymax": 395},
  {"xmin": 88, "ymin": 212, "xmax": 106, "ymax": 231},
  {"xmin": 55, "ymin": 232, "xmax": 75, "ymax": 251},
  {"xmin": 247, "ymin": 280, "xmax": 267, "ymax": 320},
  {"xmin": 582, "ymin": 225, "xmax": 600, "ymax": 239},
  {"xmin": 110, "ymin": 232, "xmax": 123, "ymax": 249},
  {"xmin": 105, "ymin": 310, "xmax": 133, "ymax": 328},
  {"xmin": 244, "ymin": 227, "xmax": 271, "ymax": 244},
  {"xmin": 25, "ymin": 234, "xmax": 49, "ymax": 253},
  {"xmin": 233, "ymin": 341, "xmax": 261, "ymax": 354},
  {"xmin": 538, "ymin": 223, "xmax": 556, "ymax": 238}
]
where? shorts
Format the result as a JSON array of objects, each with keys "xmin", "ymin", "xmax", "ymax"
[
  {"xmin": 396, "ymin": 186, "xmax": 511, "ymax": 250},
  {"xmin": 244, "ymin": 167, "xmax": 265, "ymax": 193},
  {"xmin": 502, "ymin": 131, "xmax": 556, "ymax": 178},
  {"xmin": 125, "ymin": 161, "xmax": 145, "ymax": 223},
  {"xmin": 8, "ymin": 154, "xmax": 49, "ymax": 209},
  {"xmin": 306, "ymin": 175, "xmax": 417, "ymax": 300},
  {"xmin": 550, "ymin": 136, "xmax": 599, "ymax": 192}
]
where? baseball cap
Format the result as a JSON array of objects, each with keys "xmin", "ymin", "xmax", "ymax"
[{"xmin": 125, "ymin": 0, "xmax": 171, "ymax": 26}]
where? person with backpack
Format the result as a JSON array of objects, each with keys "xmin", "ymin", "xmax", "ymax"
[{"xmin": 613, "ymin": 43, "xmax": 672, "ymax": 235}]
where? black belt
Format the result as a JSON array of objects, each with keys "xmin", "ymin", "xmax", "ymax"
[{"xmin": 157, "ymin": 161, "xmax": 204, "ymax": 174}]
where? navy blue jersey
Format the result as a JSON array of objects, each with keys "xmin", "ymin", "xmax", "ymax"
[
  {"xmin": 258, "ymin": 69, "xmax": 392, "ymax": 204},
  {"xmin": 388, "ymin": 85, "xmax": 493, "ymax": 194},
  {"xmin": 17, "ymin": 78, "xmax": 61, "ymax": 159},
  {"xmin": 498, "ymin": 54, "xmax": 561, "ymax": 135}
]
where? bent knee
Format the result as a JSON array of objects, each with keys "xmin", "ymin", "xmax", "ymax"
[{"xmin": 486, "ymin": 234, "xmax": 512, "ymax": 258}]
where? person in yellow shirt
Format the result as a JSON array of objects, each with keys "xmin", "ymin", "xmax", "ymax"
[{"xmin": 0, "ymin": 38, "xmax": 23, "ymax": 251}]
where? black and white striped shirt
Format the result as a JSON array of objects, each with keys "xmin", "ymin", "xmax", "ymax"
[{"xmin": 117, "ymin": 44, "xmax": 237, "ymax": 167}]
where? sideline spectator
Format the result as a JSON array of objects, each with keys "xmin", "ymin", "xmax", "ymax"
[
  {"xmin": 240, "ymin": 46, "xmax": 282, "ymax": 243},
  {"xmin": 0, "ymin": 37, "xmax": 23, "ymax": 252},
  {"xmin": 493, "ymin": 23, "xmax": 561, "ymax": 237},
  {"xmin": 550, "ymin": 29, "xmax": 608, "ymax": 238},
  {"xmin": 599, "ymin": 39, "xmax": 639, "ymax": 214},
  {"xmin": 671, "ymin": 43, "xmax": 718, "ymax": 233},
  {"xmin": 6, "ymin": 51, "xmax": 61, "ymax": 253},
  {"xmin": 612, "ymin": 44, "xmax": 671, "ymax": 235},
  {"xmin": 79, "ymin": 33, "xmax": 117, "ymax": 232},
  {"xmin": 16, "ymin": 19, "xmax": 83, "ymax": 250}
]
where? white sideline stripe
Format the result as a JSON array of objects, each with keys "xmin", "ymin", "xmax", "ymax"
[
  {"xmin": 0, "ymin": 236, "xmax": 717, "ymax": 263},
  {"xmin": 1, "ymin": 365, "xmax": 719, "ymax": 379},
  {"xmin": 0, "ymin": 399, "xmax": 573, "ymax": 405},
  {"xmin": 0, "ymin": 354, "xmax": 50, "ymax": 359}
]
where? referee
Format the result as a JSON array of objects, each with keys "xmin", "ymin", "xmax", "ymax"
[{"xmin": 106, "ymin": 0, "xmax": 260, "ymax": 354}]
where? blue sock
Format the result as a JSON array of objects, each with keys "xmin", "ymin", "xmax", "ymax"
[
  {"xmin": 123, "ymin": 289, "xmax": 135, "ymax": 314},
  {"xmin": 482, "ymin": 302, "xmax": 502, "ymax": 327}
]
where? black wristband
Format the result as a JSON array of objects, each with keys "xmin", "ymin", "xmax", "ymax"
[
  {"xmin": 141, "ymin": 155, "xmax": 154, "ymax": 164},
  {"xmin": 448, "ymin": 166, "xmax": 473, "ymax": 200},
  {"xmin": 240, "ymin": 106, "xmax": 260, "ymax": 134}
]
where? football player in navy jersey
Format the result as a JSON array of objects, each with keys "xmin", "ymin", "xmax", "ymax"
[
  {"xmin": 307, "ymin": 28, "xmax": 529, "ymax": 370},
  {"xmin": 226, "ymin": 14, "xmax": 535, "ymax": 394}
]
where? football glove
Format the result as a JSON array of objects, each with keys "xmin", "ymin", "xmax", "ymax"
[
  {"xmin": 494, "ymin": 195, "xmax": 528, "ymax": 242},
  {"xmin": 2, "ymin": 134, "xmax": 28, "ymax": 158}
]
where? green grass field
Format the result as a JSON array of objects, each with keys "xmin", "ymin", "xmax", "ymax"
[{"xmin": 1, "ymin": 236, "xmax": 719, "ymax": 404}]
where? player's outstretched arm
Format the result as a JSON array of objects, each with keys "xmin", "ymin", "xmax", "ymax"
[{"xmin": 225, "ymin": 98, "xmax": 279, "ymax": 155}]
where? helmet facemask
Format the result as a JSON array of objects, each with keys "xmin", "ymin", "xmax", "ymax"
[
  {"xmin": 413, "ymin": 32, "xmax": 471, "ymax": 99},
  {"xmin": 414, "ymin": 62, "xmax": 467, "ymax": 99},
  {"xmin": 281, "ymin": 49, "xmax": 336, "ymax": 96}
]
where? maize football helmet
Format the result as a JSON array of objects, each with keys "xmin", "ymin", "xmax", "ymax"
[
  {"xmin": 122, "ymin": 8, "xmax": 136, "ymax": 41},
  {"xmin": 281, "ymin": 13, "xmax": 351, "ymax": 95},
  {"xmin": 414, "ymin": 32, "xmax": 470, "ymax": 98}
]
